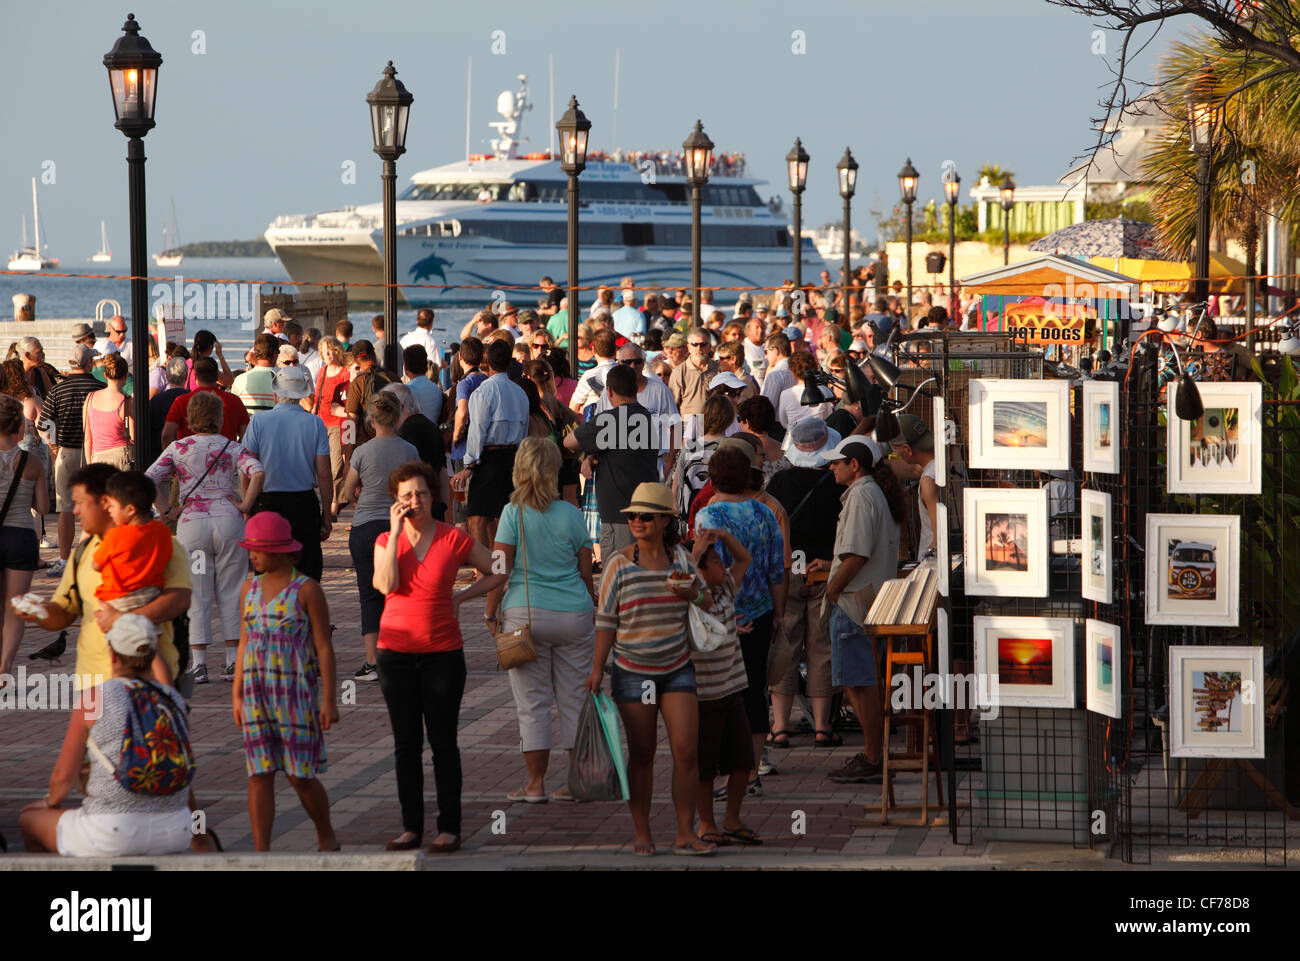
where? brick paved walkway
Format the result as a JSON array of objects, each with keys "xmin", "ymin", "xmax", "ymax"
[{"xmin": 0, "ymin": 508, "xmax": 979, "ymax": 863}]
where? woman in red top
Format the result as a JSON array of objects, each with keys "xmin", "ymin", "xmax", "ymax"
[
  {"xmin": 313, "ymin": 338, "xmax": 352, "ymax": 513},
  {"xmin": 372, "ymin": 461, "xmax": 504, "ymax": 854}
]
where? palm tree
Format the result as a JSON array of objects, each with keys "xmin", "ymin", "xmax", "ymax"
[
  {"xmin": 977, "ymin": 163, "xmax": 1016, "ymax": 187},
  {"xmin": 1142, "ymin": 36, "xmax": 1300, "ymax": 267}
]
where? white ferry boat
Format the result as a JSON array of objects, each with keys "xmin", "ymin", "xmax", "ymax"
[{"xmin": 265, "ymin": 78, "xmax": 821, "ymax": 305}]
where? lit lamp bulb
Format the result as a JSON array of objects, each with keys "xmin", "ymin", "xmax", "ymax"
[{"xmin": 124, "ymin": 68, "xmax": 140, "ymax": 120}]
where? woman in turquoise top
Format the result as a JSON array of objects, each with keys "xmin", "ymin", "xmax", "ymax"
[{"xmin": 493, "ymin": 436, "xmax": 596, "ymax": 802}]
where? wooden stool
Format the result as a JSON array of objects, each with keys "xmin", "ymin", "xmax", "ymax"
[{"xmin": 857, "ymin": 623, "xmax": 946, "ymax": 826}]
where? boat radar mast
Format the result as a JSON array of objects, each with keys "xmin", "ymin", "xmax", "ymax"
[{"xmin": 488, "ymin": 76, "xmax": 533, "ymax": 160}]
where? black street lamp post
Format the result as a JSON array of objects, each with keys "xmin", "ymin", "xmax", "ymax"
[
  {"xmin": 556, "ymin": 96, "xmax": 591, "ymax": 376},
  {"xmin": 787, "ymin": 138, "xmax": 809, "ymax": 294},
  {"xmin": 104, "ymin": 13, "xmax": 162, "ymax": 470},
  {"xmin": 944, "ymin": 169, "xmax": 960, "ymax": 321},
  {"xmin": 898, "ymin": 158, "xmax": 918, "ymax": 325},
  {"xmin": 683, "ymin": 121, "xmax": 714, "ymax": 327},
  {"xmin": 1188, "ymin": 97, "xmax": 1215, "ymax": 306},
  {"xmin": 1000, "ymin": 177, "xmax": 1016, "ymax": 266},
  {"xmin": 366, "ymin": 62, "xmax": 413, "ymax": 375},
  {"xmin": 837, "ymin": 148, "xmax": 858, "ymax": 320}
]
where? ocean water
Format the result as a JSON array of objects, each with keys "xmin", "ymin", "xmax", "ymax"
[{"xmin": 0, "ymin": 257, "xmax": 479, "ymax": 350}]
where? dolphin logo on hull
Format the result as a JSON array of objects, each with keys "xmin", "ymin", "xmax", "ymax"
[{"xmin": 409, "ymin": 253, "xmax": 452, "ymax": 285}]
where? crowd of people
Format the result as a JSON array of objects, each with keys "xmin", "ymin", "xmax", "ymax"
[
  {"xmin": 583, "ymin": 149, "xmax": 748, "ymax": 178},
  {"xmin": 6, "ymin": 277, "xmax": 948, "ymax": 859}
]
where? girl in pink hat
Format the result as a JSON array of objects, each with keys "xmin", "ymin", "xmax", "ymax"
[{"xmin": 232, "ymin": 511, "xmax": 340, "ymax": 851}]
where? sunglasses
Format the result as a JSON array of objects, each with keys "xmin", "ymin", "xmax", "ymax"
[
  {"xmin": 620, "ymin": 359, "xmax": 645, "ymax": 367},
  {"xmin": 110, "ymin": 328, "xmax": 127, "ymax": 335},
  {"xmin": 531, "ymin": 342, "xmax": 550, "ymax": 351},
  {"xmin": 625, "ymin": 512, "xmax": 664, "ymax": 523},
  {"xmin": 689, "ymin": 342, "xmax": 710, "ymax": 349}
]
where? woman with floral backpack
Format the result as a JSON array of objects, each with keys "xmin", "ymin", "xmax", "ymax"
[{"xmin": 18, "ymin": 614, "xmax": 194, "ymax": 856}]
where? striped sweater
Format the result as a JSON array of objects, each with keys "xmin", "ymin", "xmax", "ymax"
[
  {"xmin": 595, "ymin": 551, "xmax": 694, "ymax": 675},
  {"xmin": 690, "ymin": 574, "xmax": 747, "ymax": 701}
]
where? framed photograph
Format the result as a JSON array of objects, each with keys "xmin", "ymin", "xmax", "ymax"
[
  {"xmin": 963, "ymin": 487, "xmax": 1049, "ymax": 597},
  {"xmin": 1168, "ymin": 646, "xmax": 1265, "ymax": 758},
  {"xmin": 936, "ymin": 501, "xmax": 949, "ymax": 597},
  {"xmin": 1083, "ymin": 381, "xmax": 1120, "ymax": 474},
  {"xmin": 968, "ymin": 379, "xmax": 1070, "ymax": 471},
  {"xmin": 1085, "ymin": 619, "xmax": 1121, "ymax": 719},
  {"xmin": 1145, "ymin": 514, "xmax": 1240, "ymax": 627},
  {"xmin": 1166, "ymin": 382, "xmax": 1261, "ymax": 494},
  {"xmin": 1081, "ymin": 489, "xmax": 1112, "ymax": 604},
  {"xmin": 973, "ymin": 615, "xmax": 1075, "ymax": 709},
  {"xmin": 933, "ymin": 395, "xmax": 947, "ymax": 487}
]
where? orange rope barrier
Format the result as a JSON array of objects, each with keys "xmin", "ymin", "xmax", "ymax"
[{"xmin": 6, "ymin": 268, "xmax": 1300, "ymax": 298}]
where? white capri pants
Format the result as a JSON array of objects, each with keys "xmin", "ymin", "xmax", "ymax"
[
  {"xmin": 500, "ymin": 607, "xmax": 595, "ymax": 753},
  {"xmin": 177, "ymin": 511, "xmax": 248, "ymax": 646}
]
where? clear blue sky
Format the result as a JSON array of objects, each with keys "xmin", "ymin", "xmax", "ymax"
[{"xmin": 5, "ymin": 0, "xmax": 1199, "ymax": 257}]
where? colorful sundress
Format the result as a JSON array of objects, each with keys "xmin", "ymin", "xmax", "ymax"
[{"xmin": 240, "ymin": 571, "xmax": 326, "ymax": 778}]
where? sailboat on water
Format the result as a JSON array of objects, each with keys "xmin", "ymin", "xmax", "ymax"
[
  {"xmin": 153, "ymin": 197, "xmax": 183, "ymax": 267},
  {"xmin": 90, "ymin": 220, "xmax": 112, "ymax": 263},
  {"xmin": 8, "ymin": 178, "xmax": 59, "ymax": 271}
]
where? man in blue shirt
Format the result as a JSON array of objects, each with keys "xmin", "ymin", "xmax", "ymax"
[
  {"xmin": 451, "ymin": 339, "xmax": 528, "ymax": 551},
  {"xmin": 242, "ymin": 366, "xmax": 334, "ymax": 581},
  {"xmin": 612, "ymin": 289, "xmax": 644, "ymax": 342}
]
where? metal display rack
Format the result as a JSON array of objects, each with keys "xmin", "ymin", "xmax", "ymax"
[{"xmin": 890, "ymin": 330, "xmax": 1292, "ymax": 864}]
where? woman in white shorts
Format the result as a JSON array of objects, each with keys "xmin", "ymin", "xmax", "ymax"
[{"xmin": 17, "ymin": 614, "xmax": 194, "ymax": 857}]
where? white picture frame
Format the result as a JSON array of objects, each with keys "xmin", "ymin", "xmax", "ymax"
[
  {"xmin": 1082, "ymin": 380, "xmax": 1120, "ymax": 474},
  {"xmin": 1081, "ymin": 489, "xmax": 1112, "ymax": 604},
  {"xmin": 933, "ymin": 395, "xmax": 947, "ymax": 487},
  {"xmin": 1085, "ymin": 619, "xmax": 1121, "ymax": 719},
  {"xmin": 1145, "ymin": 514, "xmax": 1240, "ymax": 627},
  {"xmin": 963, "ymin": 487, "xmax": 1049, "ymax": 598},
  {"xmin": 937, "ymin": 606, "xmax": 950, "ymax": 708},
  {"xmin": 973, "ymin": 615, "xmax": 1075, "ymax": 709},
  {"xmin": 1166, "ymin": 382, "xmax": 1261, "ymax": 495},
  {"xmin": 968, "ymin": 378, "xmax": 1070, "ymax": 472},
  {"xmin": 936, "ymin": 500, "xmax": 949, "ymax": 597},
  {"xmin": 1168, "ymin": 646, "xmax": 1265, "ymax": 758}
]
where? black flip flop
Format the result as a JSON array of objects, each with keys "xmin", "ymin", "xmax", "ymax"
[
  {"xmin": 814, "ymin": 730, "xmax": 844, "ymax": 748},
  {"xmin": 765, "ymin": 730, "xmax": 792, "ymax": 749},
  {"xmin": 723, "ymin": 827, "xmax": 763, "ymax": 846}
]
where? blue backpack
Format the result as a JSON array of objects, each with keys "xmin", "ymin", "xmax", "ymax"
[{"xmin": 87, "ymin": 679, "xmax": 195, "ymax": 796}]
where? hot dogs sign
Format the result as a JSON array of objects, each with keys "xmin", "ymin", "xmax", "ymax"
[{"xmin": 1001, "ymin": 301, "xmax": 1093, "ymax": 345}]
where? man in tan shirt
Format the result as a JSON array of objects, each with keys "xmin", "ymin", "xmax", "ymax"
[{"xmin": 667, "ymin": 327, "xmax": 720, "ymax": 419}]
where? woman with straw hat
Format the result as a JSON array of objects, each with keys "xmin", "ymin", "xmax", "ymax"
[{"xmin": 588, "ymin": 481, "xmax": 717, "ymax": 857}]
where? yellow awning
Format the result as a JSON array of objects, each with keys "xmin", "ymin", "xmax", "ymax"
[{"xmin": 1088, "ymin": 253, "xmax": 1248, "ymax": 294}]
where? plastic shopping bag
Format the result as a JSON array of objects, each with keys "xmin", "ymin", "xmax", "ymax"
[{"xmin": 567, "ymin": 691, "xmax": 630, "ymax": 802}]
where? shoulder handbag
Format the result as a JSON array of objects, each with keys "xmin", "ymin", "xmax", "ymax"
[
  {"xmin": 178, "ymin": 437, "xmax": 233, "ymax": 508},
  {"xmin": 675, "ymin": 545, "xmax": 728, "ymax": 653},
  {"xmin": 495, "ymin": 506, "xmax": 539, "ymax": 670}
]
